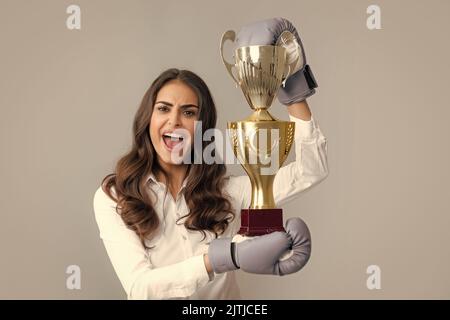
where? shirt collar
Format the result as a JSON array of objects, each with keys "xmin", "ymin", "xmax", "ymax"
[{"xmin": 146, "ymin": 172, "xmax": 188, "ymax": 192}]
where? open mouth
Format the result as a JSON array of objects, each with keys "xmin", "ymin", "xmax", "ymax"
[{"xmin": 162, "ymin": 133, "xmax": 184, "ymax": 150}]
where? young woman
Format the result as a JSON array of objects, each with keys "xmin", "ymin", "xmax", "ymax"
[{"xmin": 93, "ymin": 18, "xmax": 328, "ymax": 299}]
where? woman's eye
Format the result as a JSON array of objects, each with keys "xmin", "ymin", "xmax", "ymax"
[
  {"xmin": 157, "ymin": 106, "xmax": 169, "ymax": 112},
  {"xmin": 184, "ymin": 111, "xmax": 195, "ymax": 117}
]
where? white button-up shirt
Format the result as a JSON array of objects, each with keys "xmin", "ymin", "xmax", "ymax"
[{"xmin": 93, "ymin": 114, "xmax": 328, "ymax": 300}]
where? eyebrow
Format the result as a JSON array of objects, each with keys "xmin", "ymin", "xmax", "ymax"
[{"xmin": 155, "ymin": 101, "xmax": 199, "ymax": 109}]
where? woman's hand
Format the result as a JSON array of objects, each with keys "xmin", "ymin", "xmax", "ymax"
[
  {"xmin": 207, "ymin": 217, "xmax": 312, "ymax": 276},
  {"xmin": 278, "ymin": 217, "xmax": 312, "ymax": 275},
  {"xmin": 235, "ymin": 17, "xmax": 318, "ymax": 105}
]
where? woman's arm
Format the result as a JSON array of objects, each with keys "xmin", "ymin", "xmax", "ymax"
[
  {"xmin": 93, "ymin": 187, "xmax": 212, "ymax": 300},
  {"xmin": 287, "ymin": 100, "xmax": 312, "ymax": 121},
  {"xmin": 272, "ymin": 100, "xmax": 328, "ymax": 207}
]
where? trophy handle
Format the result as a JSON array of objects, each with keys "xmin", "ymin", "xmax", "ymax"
[
  {"xmin": 277, "ymin": 31, "xmax": 300, "ymax": 88},
  {"xmin": 281, "ymin": 55, "xmax": 299, "ymax": 88},
  {"xmin": 220, "ymin": 30, "xmax": 240, "ymax": 86}
]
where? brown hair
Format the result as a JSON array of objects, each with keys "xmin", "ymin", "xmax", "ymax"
[{"xmin": 101, "ymin": 68, "xmax": 235, "ymax": 249}]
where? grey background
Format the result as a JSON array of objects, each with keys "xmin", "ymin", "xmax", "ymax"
[{"xmin": 1, "ymin": 0, "xmax": 449, "ymax": 299}]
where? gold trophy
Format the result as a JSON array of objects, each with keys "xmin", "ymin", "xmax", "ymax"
[{"xmin": 220, "ymin": 30, "xmax": 298, "ymax": 236}]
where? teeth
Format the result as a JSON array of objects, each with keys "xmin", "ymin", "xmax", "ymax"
[{"xmin": 163, "ymin": 133, "xmax": 183, "ymax": 140}]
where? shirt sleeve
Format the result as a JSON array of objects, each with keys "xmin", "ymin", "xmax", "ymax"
[
  {"xmin": 93, "ymin": 186, "xmax": 211, "ymax": 300},
  {"xmin": 272, "ymin": 114, "xmax": 329, "ymax": 207},
  {"xmin": 234, "ymin": 114, "xmax": 329, "ymax": 209}
]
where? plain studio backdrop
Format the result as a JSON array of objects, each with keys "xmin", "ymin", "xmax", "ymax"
[{"xmin": 1, "ymin": 0, "xmax": 449, "ymax": 299}]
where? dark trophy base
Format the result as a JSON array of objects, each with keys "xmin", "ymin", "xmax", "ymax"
[{"xmin": 238, "ymin": 208, "xmax": 285, "ymax": 236}]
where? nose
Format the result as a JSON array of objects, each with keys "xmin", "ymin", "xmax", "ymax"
[{"xmin": 167, "ymin": 109, "xmax": 181, "ymax": 128}]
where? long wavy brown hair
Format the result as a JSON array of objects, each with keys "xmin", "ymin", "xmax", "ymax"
[{"xmin": 101, "ymin": 68, "xmax": 235, "ymax": 249}]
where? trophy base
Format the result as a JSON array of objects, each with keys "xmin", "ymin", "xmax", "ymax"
[{"xmin": 238, "ymin": 208, "xmax": 285, "ymax": 236}]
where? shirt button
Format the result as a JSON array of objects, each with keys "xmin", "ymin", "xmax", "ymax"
[{"xmin": 182, "ymin": 235, "xmax": 187, "ymax": 240}]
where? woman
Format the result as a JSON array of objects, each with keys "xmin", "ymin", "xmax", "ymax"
[{"xmin": 93, "ymin": 18, "xmax": 328, "ymax": 299}]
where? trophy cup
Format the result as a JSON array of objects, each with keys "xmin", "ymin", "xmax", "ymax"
[{"xmin": 220, "ymin": 30, "xmax": 298, "ymax": 237}]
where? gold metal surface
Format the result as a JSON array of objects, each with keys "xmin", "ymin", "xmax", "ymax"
[{"xmin": 220, "ymin": 30, "xmax": 297, "ymax": 209}]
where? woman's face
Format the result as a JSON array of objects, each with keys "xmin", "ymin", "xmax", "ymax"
[{"xmin": 149, "ymin": 79, "xmax": 199, "ymax": 166}]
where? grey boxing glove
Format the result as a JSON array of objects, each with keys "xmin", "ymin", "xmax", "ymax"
[
  {"xmin": 208, "ymin": 217, "xmax": 311, "ymax": 276},
  {"xmin": 208, "ymin": 231, "xmax": 291, "ymax": 275},
  {"xmin": 278, "ymin": 217, "xmax": 312, "ymax": 275},
  {"xmin": 235, "ymin": 17, "xmax": 318, "ymax": 105}
]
